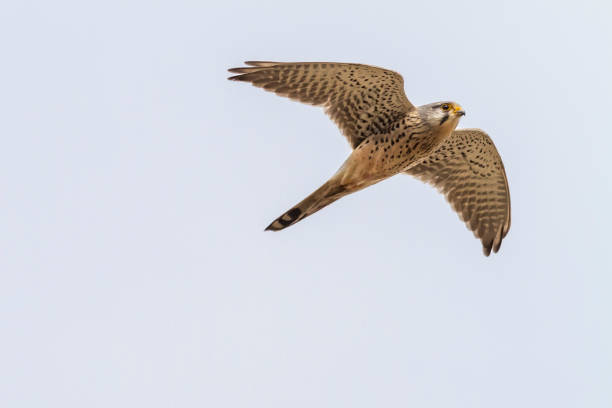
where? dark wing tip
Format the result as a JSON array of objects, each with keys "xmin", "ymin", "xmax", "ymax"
[
  {"xmin": 227, "ymin": 72, "xmax": 258, "ymax": 81},
  {"xmin": 227, "ymin": 66, "xmax": 272, "ymax": 81},
  {"xmin": 227, "ymin": 66, "xmax": 264, "ymax": 81},
  {"xmin": 482, "ymin": 242, "xmax": 493, "ymax": 256},
  {"xmin": 492, "ymin": 226, "xmax": 504, "ymax": 253}
]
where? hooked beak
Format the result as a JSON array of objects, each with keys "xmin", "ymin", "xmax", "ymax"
[{"xmin": 454, "ymin": 105, "xmax": 466, "ymax": 116}]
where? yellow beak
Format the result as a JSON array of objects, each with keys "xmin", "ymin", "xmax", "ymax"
[{"xmin": 453, "ymin": 104, "xmax": 466, "ymax": 116}]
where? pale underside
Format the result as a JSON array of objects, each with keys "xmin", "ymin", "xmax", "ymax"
[{"xmin": 229, "ymin": 61, "xmax": 511, "ymax": 255}]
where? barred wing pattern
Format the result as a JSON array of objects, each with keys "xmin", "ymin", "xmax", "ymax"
[
  {"xmin": 405, "ymin": 129, "xmax": 511, "ymax": 255},
  {"xmin": 228, "ymin": 61, "xmax": 414, "ymax": 148}
]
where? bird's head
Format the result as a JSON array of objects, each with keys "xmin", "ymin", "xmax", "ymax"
[{"xmin": 418, "ymin": 101, "xmax": 466, "ymax": 133}]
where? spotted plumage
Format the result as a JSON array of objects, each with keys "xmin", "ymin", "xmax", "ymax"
[{"xmin": 228, "ymin": 61, "xmax": 511, "ymax": 255}]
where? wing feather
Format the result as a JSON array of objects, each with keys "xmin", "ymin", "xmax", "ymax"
[
  {"xmin": 228, "ymin": 61, "xmax": 414, "ymax": 148},
  {"xmin": 405, "ymin": 129, "xmax": 511, "ymax": 255}
]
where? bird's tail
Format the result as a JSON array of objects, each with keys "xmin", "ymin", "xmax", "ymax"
[{"xmin": 265, "ymin": 179, "xmax": 351, "ymax": 231}]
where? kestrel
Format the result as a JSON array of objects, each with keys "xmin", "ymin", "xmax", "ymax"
[{"xmin": 228, "ymin": 61, "xmax": 511, "ymax": 255}]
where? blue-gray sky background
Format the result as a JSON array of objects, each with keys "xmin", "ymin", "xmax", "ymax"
[{"xmin": 2, "ymin": 1, "xmax": 611, "ymax": 407}]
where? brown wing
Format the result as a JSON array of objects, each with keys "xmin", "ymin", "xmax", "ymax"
[
  {"xmin": 228, "ymin": 61, "xmax": 414, "ymax": 148},
  {"xmin": 405, "ymin": 129, "xmax": 511, "ymax": 256}
]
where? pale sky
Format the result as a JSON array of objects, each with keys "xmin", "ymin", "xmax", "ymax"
[{"xmin": 1, "ymin": 1, "xmax": 611, "ymax": 407}]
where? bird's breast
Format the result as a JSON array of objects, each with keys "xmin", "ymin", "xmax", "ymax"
[{"xmin": 348, "ymin": 122, "xmax": 438, "ymax": 179}]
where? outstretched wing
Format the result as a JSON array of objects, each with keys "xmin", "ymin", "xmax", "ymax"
[
  {"xmin": 228, "ymin": 61, "xmax": 414, "ymax": 148},
  {"xmin": 405, "ymin": 129, "xmax": 511, "ymax": 256}
]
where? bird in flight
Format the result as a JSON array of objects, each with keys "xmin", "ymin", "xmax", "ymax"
[{"xmin": 228, "ymin": 61, "xmax": 511, "ymax": 255}]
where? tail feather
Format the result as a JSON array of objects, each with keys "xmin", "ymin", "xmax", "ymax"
[{"xmin": 265, "ymin": 181, "xmax": 348, "ymax": 231}]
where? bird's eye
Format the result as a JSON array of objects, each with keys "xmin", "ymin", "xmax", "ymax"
[{"xmin": 441, "ymin": 104, "xmax": 450, "ymax": 111}]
